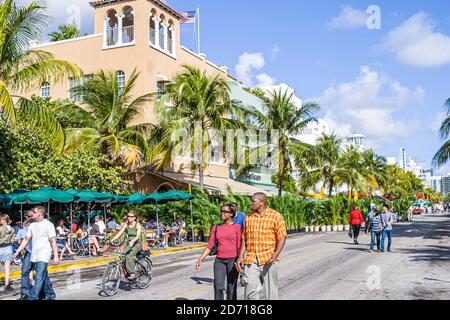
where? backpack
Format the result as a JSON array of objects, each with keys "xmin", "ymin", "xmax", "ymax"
[{"xmin": 0, "ymin": 225, "xmax": 14, "ymax": 245}]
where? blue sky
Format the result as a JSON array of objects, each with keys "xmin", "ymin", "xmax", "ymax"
[{"xmin": 25, "ymin": 0, "xmax": 450, "ymax": 174}]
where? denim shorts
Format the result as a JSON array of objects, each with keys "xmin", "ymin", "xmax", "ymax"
[{"xmin": 0, "ymin": 245, "xmax": 13, "ymax": 261}]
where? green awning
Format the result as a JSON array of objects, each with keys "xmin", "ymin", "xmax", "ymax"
[
  {"xmin": 142, "ymin": 190, "xmax": 195, "ymax": 204},
  {"xmin": 66, "ymin": 189, "xmax": 114, "ymax": 203},
  {"xmin": 13, "ymin": 187, "xmax": 77, "ymax": 204}
]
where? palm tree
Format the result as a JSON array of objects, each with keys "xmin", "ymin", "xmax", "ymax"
[
  {"xmin": 248, "ymin": 88, "xmax": 320, "ymax": 196},
  {"xmin": 433, "ymin": 99, "xmax": 450, "ymax": 167},
  {"xmin": 154, "ymin": 65, "xmax": 249, "ymax": 190},
  {"xmin": 61, "ymin": 69, "xmax": 154, "ymax": 168},
  {"xmin": 0, "ymin": 0, "xmax": 81, "ymax": 151},
  {"xmin": 300, "ymin": 133, "xmax": 343, "ymax": 197},
  {"xmin": 337, "ymin": 145, "xmax": 366, "ymax": 199},
  {"xmin": 49, "ymin": 24, "xmax": 83, "ymax": 42},
  {"xmin": 361, "ymin": 148, "xmax": 387, "ymax": 193}
]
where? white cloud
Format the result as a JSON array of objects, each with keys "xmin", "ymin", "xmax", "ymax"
[
  {"xmin": 256, "ymin": 73, "xmax": 277, "ymax": 87},
  {"xmin": 431, "ymin": 111, "xmax": 447, "ymax": 134},
  {"xmin": 383, "ymin": 12, "xmax": 450, "ymax": 67},
  {"xmin": 315, "ymin": 66, "xmax": 425, "ymax": 147},
  {"xmin": 234, "ymin": 52, "xmax": 266, "ymax": 86},
  {"xmin": 327, "ymin": 6, "xmax": 367, "ymax": 30},
  {"xmin": 271, "ymin": 45, "xmax": 280, "ymax": 61}
]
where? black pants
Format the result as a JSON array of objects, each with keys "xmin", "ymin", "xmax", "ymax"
[
  {"xmin": 213, "ymin": 258, "xmax": 238, "ymax": 300},
  {"xmin": 352, "ymin": 224, "xmax": 361, "ymax": 241}
]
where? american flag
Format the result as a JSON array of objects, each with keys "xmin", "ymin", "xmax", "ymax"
[{"xmin": 181, "ymin": 10, "xmax": 197, "ymax": 24}]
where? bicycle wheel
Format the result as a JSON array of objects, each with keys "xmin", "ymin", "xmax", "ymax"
[
  {"xmin": 102, "ymin": 262, "xmax": 121, "ymax": 296},
  {"xmin": 134, "ymin": 258, "xmax": 152, "ymax": 289}
]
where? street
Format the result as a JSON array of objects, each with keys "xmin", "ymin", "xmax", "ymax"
[{"xmin": 4, "ymin": 214, "xmax": 450, "ymax": 300}]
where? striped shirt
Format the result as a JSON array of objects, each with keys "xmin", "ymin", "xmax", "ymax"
[
  {"xmin": 371, "ymin": 215, "xmax": 382, "ymax": 232},
  {"xmin": 242, "ymin": 207, "xmax": 287, "ymax": 265}
]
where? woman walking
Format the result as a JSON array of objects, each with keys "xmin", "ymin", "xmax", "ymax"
[
  {"xmin": 349, "ymin": 205, "xmax": 364, "ymax": 244},
  {"xmin": 0, "ymin": 214, "xmax": 16, "ymax": 292},
  {"xmin": 195, "ymin": 204, "xmax": 242, "ymax": 300}
]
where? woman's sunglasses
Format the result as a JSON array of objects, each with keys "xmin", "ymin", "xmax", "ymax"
[{"xmin": 220, "ymin": 210, "xmax": 232, "ymax": 214}]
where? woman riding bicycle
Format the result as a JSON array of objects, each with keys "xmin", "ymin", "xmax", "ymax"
[{"xmin": 109, "ymin": 211, "xmax": 142, "ymax": 280}]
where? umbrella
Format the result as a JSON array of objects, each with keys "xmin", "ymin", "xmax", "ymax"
[
  {"xmin": 66, "ymin": 189, "xmax": 115, "ymax": 203},
  {"xmin": 123, "ymin": 193, "xmax": 147, "ymax": 205},
  {"xmin": 13, "ymin": 187, "xmax": 77, "ymax": 204},
  {"xmin": 142, "ymin": 190, "xmax": 195, "ymax": 204}
]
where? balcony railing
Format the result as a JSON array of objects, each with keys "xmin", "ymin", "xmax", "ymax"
[
  {"xmin": 122, "ymin": 25, "xmax": 134, "ymax": 43},
  {"xmin": 106, "ymin": 26, "xmax": 118, "ymax": 46}
]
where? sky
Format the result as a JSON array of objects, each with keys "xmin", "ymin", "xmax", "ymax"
[{"xmin": 21, "ymin": 0, "xmax": 450, "ymax": 174}]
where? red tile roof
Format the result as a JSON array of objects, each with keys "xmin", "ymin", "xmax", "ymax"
[{"xmin": 89, "ymin": 0, "xmax": 184, "ymax": 19}]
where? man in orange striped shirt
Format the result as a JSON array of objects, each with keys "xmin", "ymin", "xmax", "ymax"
[{"xmin": 236, "ymin": 192, "xmax": 287, "ymax": 300}]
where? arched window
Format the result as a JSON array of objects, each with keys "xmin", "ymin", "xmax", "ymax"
[
  {"xmin": 149, "ymin": 9, "xmax": 157, "ymax": 45},
  {"xmin": 116, "ymin": 70, "xmax": 125, "ymax": 95},
  {"xmin": 41, "ymin": 82, "xmax": 50, "ymax": 98},
  {"xmin": 159, "ymin": 15, "xmax": 165, "ymax": 49},
  {"xmin": 122, "ymin": 6, "xmax": 134, "ymax": 43},
  {"xmin": 106, "ymin": 9, "xmax": 118, "ymax": 46}
]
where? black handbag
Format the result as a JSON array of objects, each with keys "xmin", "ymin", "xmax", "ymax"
[{"xmin": 208, "ymin": 224, "xmax": 218, "ymax": 256}]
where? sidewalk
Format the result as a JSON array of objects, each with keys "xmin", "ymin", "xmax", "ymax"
[{"xmin": 0, "ymin": 242, "xmax": 207, "ymax": 283}]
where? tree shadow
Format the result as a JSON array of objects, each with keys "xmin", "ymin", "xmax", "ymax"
[
  {"xmin": 399, "ymin": 245, "xmax": 450, "ymax": 262},
  {"xmin": 191, "ymin": 277, "xmax": 214, "ymax": 285}
]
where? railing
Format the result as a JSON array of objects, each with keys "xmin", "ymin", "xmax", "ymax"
[
  {"xmin": 106, "ymin": 26, "xmax": 118, "ymax": 46},
  {"xmin": 122, "ymin": 25, "xmax": 134, "ymax": 43},
  {"xmin": 149, "ymin": 29, "xmax": 156, "ymax": 45}
]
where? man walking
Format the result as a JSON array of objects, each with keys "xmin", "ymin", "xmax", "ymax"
[
  {"xmin": 16, "ymin": 210, "xmax": 34, "ymax": 300},
  {"xmin": 236, "ymin": 192, "xmax": 287, "ymax": 300},
  {"xmin": 380, "ymin": 204, "xmax": 393, "ymax": 252},
  {"xmin": 230, "ymin": 202, "xmax": 245, "ymax": 227},
  {"xmin": 13, "ymin": 206, "xmax": 59, "ymax": 300},
  {"xmin": 367, "ymin": 209, "xmax": 382, "ymax": 252}
]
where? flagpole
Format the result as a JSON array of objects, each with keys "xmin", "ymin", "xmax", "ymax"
[{"xmin": 197, "ymin": 5, "xmax": 200, "ymax": 54}]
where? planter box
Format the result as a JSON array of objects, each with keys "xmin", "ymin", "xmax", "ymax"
[
  {"xmin": 320, "ymin": 225, "xmax": 327, "ymax": 232},
  {"xmin": 337, "ymin": 225, "xmax": 344, "ymax": 232},
  {"xmin": 332, "ymin": 225, "xmax": 338, "ymax": 232},
  {"xmin": 304, "ymin": 226, "xmax": 309, "ymax": 232},
  {"xmin": 314, "ymin": 226, "xmax": 320, "ymax": 232},
  {"xmin": 326, "ymin": 226, "xmax": 332, "ymax": 232},
  {"xmin": 344, "ymin": 225, "xmax": 350, "ymax": 231}
]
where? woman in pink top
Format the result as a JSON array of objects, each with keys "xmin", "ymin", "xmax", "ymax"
[{"xmin": 195, "ymin": 204, "xmax": 242, "ymax": 300}]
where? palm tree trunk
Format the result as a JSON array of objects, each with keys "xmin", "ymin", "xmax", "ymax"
[
  {"xmin": 198, "ymin": 146, "xmax": 204, "ymax": 191},
  {"xmin": 328, "ymin": 179, "xmax": 334, "ymax": 198}
]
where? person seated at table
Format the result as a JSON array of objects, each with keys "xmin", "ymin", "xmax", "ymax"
[
  {"xmin": 164, "ymin": 221, "xmax": 179, "ymax": 246},
  {"xmin": 71, "ymin": 218, "xmax": 79, "ymax": 234},
  {"xmin": 177, "ymin": 219, "xmax": 187, "ymax": 239},
  {"xmin": 95, "ymin": 216, "xmax": 107, "ymax": 235},
  {"xmin": 76, "ymin": 225, "xmax": 102, "ymax": 256},
  {"xmin": 56, "ymin": 219, "xmax": 76, "ymax": 258},
  {"xmin": 106, "ymin": 215, "xmax": 118, "ymax": 230},
  {"xmin": 144, "ymin": 218, "xmax": 157, "ymax": 230}
]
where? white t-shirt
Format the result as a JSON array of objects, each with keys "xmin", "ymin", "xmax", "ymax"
[
  {"xmin": 26, "ymin": 219, "xmax": 56, "ymax": 263},
  {"xmin": 96, "ymin": 221, "xmax": 107, "ymax": 234}
]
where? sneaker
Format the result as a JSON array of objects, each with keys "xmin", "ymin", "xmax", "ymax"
[
  {"xmin": 17, "ymin": 295, "xmax": 29, "ymax": 300},
  {"xmin": 377, "ymin": 250, "xmax": 381, "ymax": 253},
  {"xmin": 387, "ymin": 249, "xmax": 392, "ymax": 252},
  {"xmin": 4, "ymin": 285, "xmax": 14, "ymax": 292},
  {"xmin": 368, "ymin": 249, "xmax": 373, "ymax": 252}
]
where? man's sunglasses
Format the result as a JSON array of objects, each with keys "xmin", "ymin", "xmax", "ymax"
[
  {"xmin": 220, "ymin": 210, "xmax": 232, "ymax": 214},
  {"xmin": 127, "ymin": 215, "xmax": 135, "ymax": 218}
]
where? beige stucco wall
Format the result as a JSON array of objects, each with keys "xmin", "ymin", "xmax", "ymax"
[{"xmin": 26, "ymin": 0, "xmax": 230, "ymax": 180}]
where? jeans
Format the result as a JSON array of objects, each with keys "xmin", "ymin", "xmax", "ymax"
[
  {"xmin": 213, "ymin": 258, "xmax": 238, "ymax": 300},
  {"xmin": 370, "ymin": 231, "xmax": 381, "ymax": 251},
  {"xmin": 381, "ymin": 229, "xmax": 393, "ymax": 251},
  {"xmin": 29, "ymin": 262, "xmax": 56, "ymax": 300},
  {"xmin": 20, "ymin": 251, "xmax": 33, "ymax": 297}
]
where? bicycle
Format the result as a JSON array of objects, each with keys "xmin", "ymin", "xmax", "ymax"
[{"xmin": 101, "ymin": 242, "xmax": 153, "ymax": 296}]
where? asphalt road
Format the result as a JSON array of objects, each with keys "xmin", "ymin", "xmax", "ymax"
[{"xmin": 4, "ymin": 214, "xmax": 450, "ymax": 300}]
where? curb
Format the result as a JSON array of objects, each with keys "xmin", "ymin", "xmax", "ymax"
[{"xmin": 0, "ymin": 243, "xmax": 207, "ymax": 281}]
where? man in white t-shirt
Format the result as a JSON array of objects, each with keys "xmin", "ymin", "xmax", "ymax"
[
  {"xmin": 95, "ymin": 215, "xmax": 107, "ymax": 234},
  {"xmin": 13, "ymin": 206, "xmax": 59, "ymax": 300}
]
